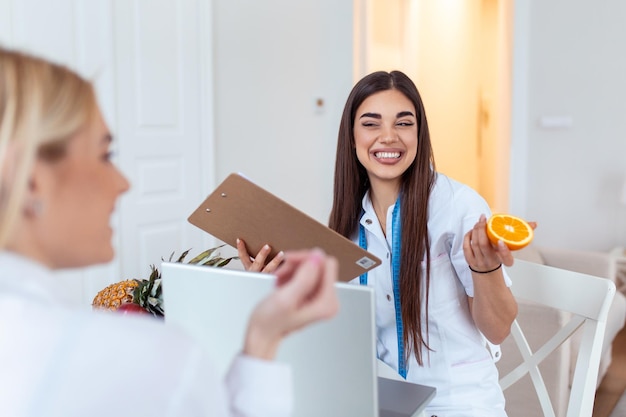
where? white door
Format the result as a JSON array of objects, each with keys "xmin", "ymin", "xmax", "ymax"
[
  {"xmin": 113, "ymin": 0, "xmax": 215, "ymax": 286},
  {"xmin": 0, "ymin": 0, "xmax": 214, "ymax": 306}
]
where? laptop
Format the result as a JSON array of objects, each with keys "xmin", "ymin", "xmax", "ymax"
[{"xmin": 161, "ymin": 263, "xmax": 435, "ymax": 417}]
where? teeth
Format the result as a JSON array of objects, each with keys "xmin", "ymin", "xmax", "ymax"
[{"xmin": 375, "ymin": 152, "xmax": 401, "ymax": 159}]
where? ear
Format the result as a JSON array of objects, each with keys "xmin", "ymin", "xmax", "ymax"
[{"xmin": 22, "ymin": 159, "xmax": 47, "ymax": 218}]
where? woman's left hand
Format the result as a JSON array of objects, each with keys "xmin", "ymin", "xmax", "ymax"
[
  {"xmin": 237, "ymin": 238, "xmax": 285, "ymax": 273},
  {"xmin": 463, "ymin": 214, "xmax": 538, "ymax": 272},
  {"xmin": 463, "ymin": 214, "xmax": 513, "ymax": 273}
]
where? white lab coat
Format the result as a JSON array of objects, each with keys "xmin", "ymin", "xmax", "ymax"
[
  {"xmin": 0, "ymin": 251, "xmax": 292, "ymax": 417},
  {"xmin": 353, "ymin": 173, "xmax": 509, "ymax": 417}
]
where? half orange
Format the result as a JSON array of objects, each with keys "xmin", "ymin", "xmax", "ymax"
[{"xmin": 486, "ymin": 214, "xmax": 534, "ymax": 251}]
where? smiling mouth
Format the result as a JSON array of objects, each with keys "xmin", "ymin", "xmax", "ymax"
[{"xmin": 374, "ymin": 151, "xmax": 401, "ymax": 159}]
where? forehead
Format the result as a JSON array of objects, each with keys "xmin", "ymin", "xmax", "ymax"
[{"xmin": 357, "ymin": 89, "xmax": 414, "ymax": 114}]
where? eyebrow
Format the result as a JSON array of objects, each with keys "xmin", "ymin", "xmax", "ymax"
[{"xmin": 359, "ymin": 111, "xmax": 415, "ymax": 119}]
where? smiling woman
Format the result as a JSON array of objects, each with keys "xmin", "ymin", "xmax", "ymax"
[{"xmin": 328, "ymin": 70, "xmax": 519, "ymax": 417}]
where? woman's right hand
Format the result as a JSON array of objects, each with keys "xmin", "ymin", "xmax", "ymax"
[
  {"xmin": 237, "ymin": 238, "xmax": 285, "ymax": 273},
  {"xmin": 242, "ymin": 248, "xmax": 339, "ymax": 360}
]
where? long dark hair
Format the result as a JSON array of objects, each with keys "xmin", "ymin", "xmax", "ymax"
[{"xmin": 329, "ymin": 70, "xmax": 436, "ymax": 365}]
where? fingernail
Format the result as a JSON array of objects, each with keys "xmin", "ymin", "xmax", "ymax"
[
  {"xmin": 236, "ymin": 238, "xmax": 240, "ymax": 244},
  {"xmin": 263, "ymin": 244, "xmax": 270, "ymax": 251},
  {"xmin": 277, "ymin": 251, "xmax": 284, "ymax": 258},
  {"xmin": 308, "ymin": 248, "xmax": 324, "ymax": 265}
]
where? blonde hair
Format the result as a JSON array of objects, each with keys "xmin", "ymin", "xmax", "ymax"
[{"xmin": 0, "ymin": 47, "xmax": 97, "ymax": 247}]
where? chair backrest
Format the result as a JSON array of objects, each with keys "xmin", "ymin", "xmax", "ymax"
[{"xmin": 499, "ymin": 259, "xmax": 616, "ymax": 417}]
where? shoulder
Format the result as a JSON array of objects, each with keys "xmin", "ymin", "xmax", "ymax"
[
  {"xmin": 14, "ymin": 301, "xmax": 201, "ymax": 361},
  {"xmin": 430, "ymin": 172, "xmax": 488, "ymax": 209},
  {"xmin": 427, "ymin": 173, "xmax": 491, "ymax": 240},
  {"xmin": 1, "ymin": 299, "xmax": 223, "ymax": 415},
  {"xmin": 85, "ymin": 309, "xmax": 198, "ymax": 353}
]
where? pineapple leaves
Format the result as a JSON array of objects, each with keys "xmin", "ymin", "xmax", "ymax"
[
  {"xmin": 132, "ymin": 269, "xmax": 165, "ymax": 317},
  {"xmin": 203, "ymin": 256, "xmax": 235, "ymax": 267},
  {"xmin": 164, "ymin": 249, "xmax": 192, "ymax": 263},
  {"xmin": 187, "ymin": 245, "xmax": 224, "ymax": 264},
  {"xmin": 175, "ymin": 249, "xmax": 191, "ymax": 263},
  {"xmin": 120, "ymin": 246, "xmax": 238, "ymax": 319},
  {"xmin": 148, "ymin": 264, "xmax": 161, "ymax": 280},
  {"xmin": 186, "ymin": 245, "xmax": 239, "ymax": 266}
]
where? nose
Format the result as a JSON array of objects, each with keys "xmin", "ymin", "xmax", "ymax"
[
  {"xmin": 115, "ymin": 167, "xmax": 130, "ymax": 194},
  {"xmin": 379, "ymin": 125, "xmax": 398, "ymax": 144}
]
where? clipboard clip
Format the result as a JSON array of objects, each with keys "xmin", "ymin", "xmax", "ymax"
[{"xmin": 205, "ymin": 192, "xmax": 229, "ymax": 212}]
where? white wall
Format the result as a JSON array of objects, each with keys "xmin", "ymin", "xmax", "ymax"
[
  {"xmin": 511, "ymin": 0, "xmax": 626, "ymax": 251},
  {"xmin": 211, "ymin": 0, "xmax": 354, "ymax": 225}
]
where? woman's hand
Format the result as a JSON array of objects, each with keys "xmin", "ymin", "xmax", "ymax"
[
  {"xmin": 463, "ymin": 214, "xmax": 513, "ymax": 272},
  {"xmin": 237, "ymin": 238, "xmax": 285, "ymax": 273},
  {"xmin": 242, "ymin": 248, "xmax": 339, "ymax": 360},
  {"xmin": 463, "ymin": 215, "xmax": 538, "ymax": 272}
]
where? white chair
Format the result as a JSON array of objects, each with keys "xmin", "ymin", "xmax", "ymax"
[{"xmin": 499, "ymin": 259, "xmax": 616, "ymax": 417}]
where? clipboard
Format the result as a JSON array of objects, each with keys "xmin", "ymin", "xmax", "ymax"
[{"xmin": 187, "ymin": 173, "xmax": 381, "ymax": 282}]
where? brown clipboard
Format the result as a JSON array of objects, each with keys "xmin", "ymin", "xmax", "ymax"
[{"xmin": 187, "ymin": 173, "xmax": 381, "ymax": 282}]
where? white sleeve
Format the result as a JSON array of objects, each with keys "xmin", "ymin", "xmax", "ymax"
[
  {"xmin": 166, "ymin": 348, "xmax": 292, "ymax": 417},
  {"xmin": 448, "ymin": 185, "xmax": 512, "ymax": 296},
  {"xmin": 225, "ymin": 354, "xmax": 293, "ymax": 417}
]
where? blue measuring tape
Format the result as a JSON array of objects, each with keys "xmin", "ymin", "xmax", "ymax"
[{"xmin": 359, "ymin": 197, "xmax": 407, "ymax": 379}]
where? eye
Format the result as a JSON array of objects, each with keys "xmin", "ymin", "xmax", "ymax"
[
  {"xmin": 361, "ymin": 121, "xmax": 379, "ymax": 127},
  {"xmin": 397, "ymin": 121, "xmax": 415, "ymax": 127}
]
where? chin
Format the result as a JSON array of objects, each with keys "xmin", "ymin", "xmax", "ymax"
[
  {"xmin": 100, "ymin": 246, "xmax": 115, "ymax": 263},
  {"xmin": 82, "ymin": 246, "xmax": 115, "ymax": 268}
]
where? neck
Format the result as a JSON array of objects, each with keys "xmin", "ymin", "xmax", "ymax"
[{"xmin": 368, "ymin": 178, "xmax": 400, "ymax": 234}]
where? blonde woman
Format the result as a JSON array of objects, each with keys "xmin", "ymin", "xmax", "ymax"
[{"xmin": 0, "ymin": 47, "xmax": 338, "ymax": 417}]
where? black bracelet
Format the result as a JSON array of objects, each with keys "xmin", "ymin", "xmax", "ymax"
[{"xmin": 469, "ymin": 264, "xmax": 502, "ymax": 274}]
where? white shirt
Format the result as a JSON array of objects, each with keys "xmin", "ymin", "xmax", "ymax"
[
  {"xmin": 0, "ymin": 251, "xmax": 292, "ymax": 417},
  {"xmin": 353, "ymin": 173, "xmax": 510, "ymax": 417}
]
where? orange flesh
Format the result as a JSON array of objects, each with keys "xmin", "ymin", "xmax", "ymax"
[{"xmin": 486, "ymin": 214, "xmax": 533, "ymax": 250}]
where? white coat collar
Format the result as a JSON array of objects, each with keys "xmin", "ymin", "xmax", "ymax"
[
  {"xmin": 0, "ymin": 251, "xmax": 71, "ymax": 306},
  {"xmin": 359, "ymin": 190, "xmax": 394, "ymax": 247}
]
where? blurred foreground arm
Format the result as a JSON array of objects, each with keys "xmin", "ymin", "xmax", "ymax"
[
  {"xmin": 224, "ymin": 249, "xmax": 339, "ymax": 417},
  {"xmin": 243, "ymin": 248, "xmax": 339, "ymax": 360}
]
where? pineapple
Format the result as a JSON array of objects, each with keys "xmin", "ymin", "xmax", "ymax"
[
  {"xmin": 92, "ymin": 245, "xmax": 237, "ymax": 317},
  {"xmin": 91, "ymin": 279, "xmax": 139, "ymax": 311}
]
